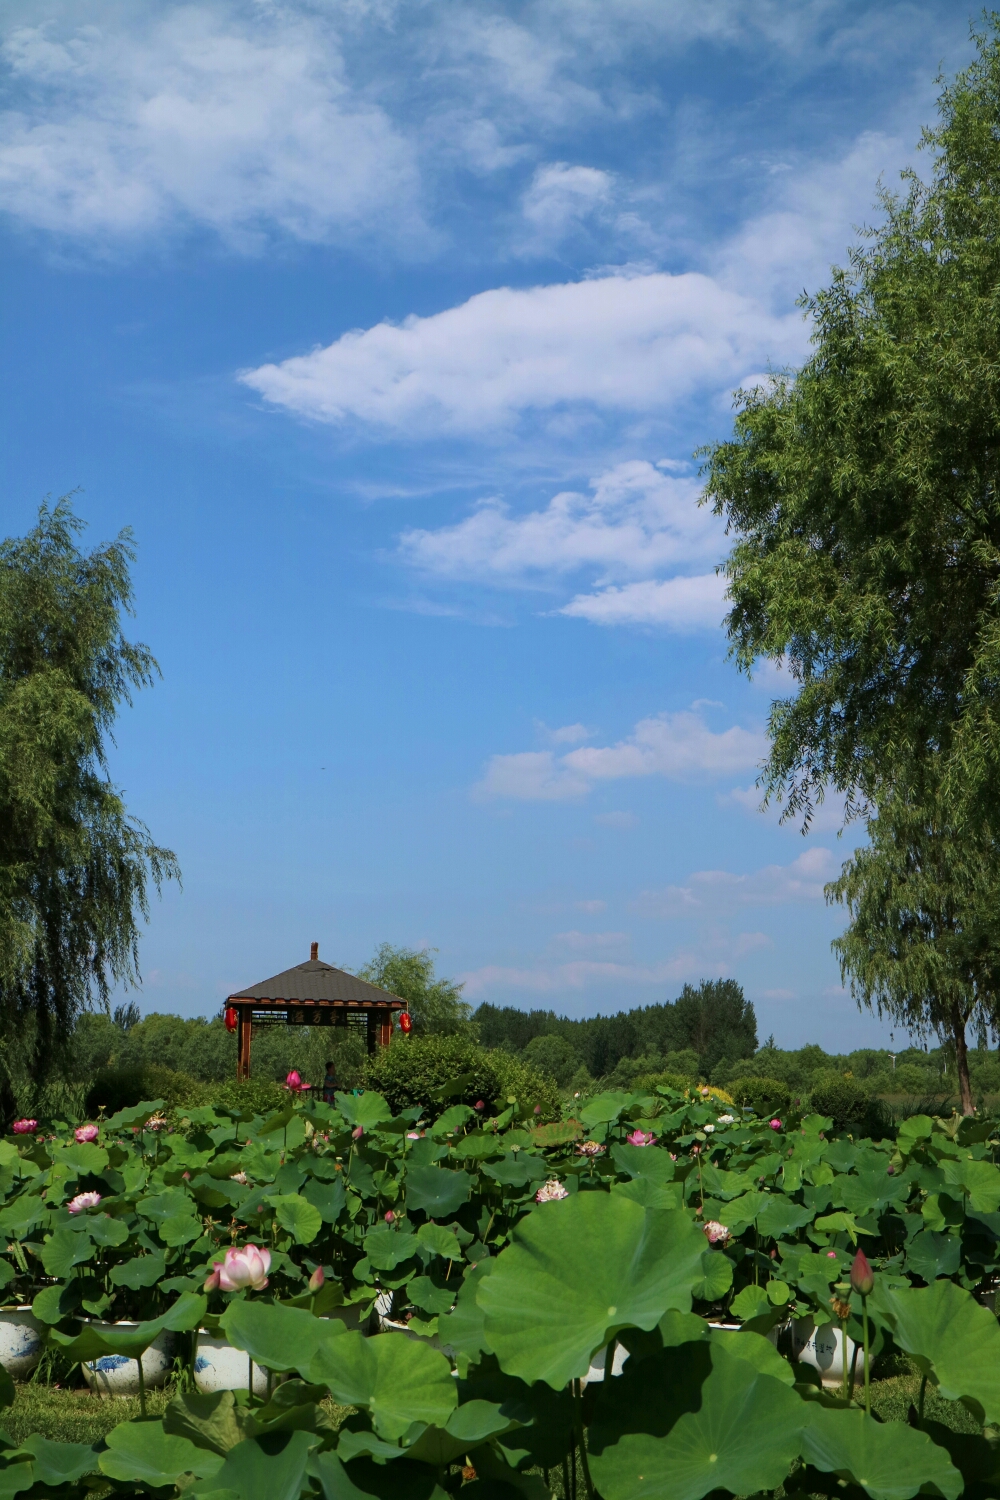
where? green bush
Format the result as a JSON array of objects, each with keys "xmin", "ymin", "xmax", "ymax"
[
  {"xmin": 728, "ymin": 1075, "xmax": 792, "ymax": 1118},
  {"xmin": 521, "ymin": 1034, "xmax": 580, "ymax": 1087},
  {"xmin": 807, "ymin": 1071, "xmax": 889, "ymax": 1135},
  {"xmin": 211, "ymin": 1077, "xmax": 286, "ymax": 1118},
  {"xmin": 365, "ymin": 1035, "xmax": 558, "ymax": 1118},
  {"xmin": 84, "ymin": 1065, "xmax": 210, "ymax": 1117},
  {"xmin": 631, "ymin": 1069, "xmax": 695, "ymax": 1094}
]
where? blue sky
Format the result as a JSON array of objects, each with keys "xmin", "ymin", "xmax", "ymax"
[{"xmin": 0, "ymin": 2, "xmax": 977, "ymax": 1049}]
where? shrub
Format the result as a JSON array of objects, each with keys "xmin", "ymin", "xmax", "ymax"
[
  {"xmin": 521, "ymin": 1034, "xmax": 580, "ymax": 1088},
  {"xmin": 807, "ymin": 1071, "xmax": 890, "ymax": 1135},
  {"xmin": 84, "ymin": 1066, "xmax": 210, "ymax": 1117},
  {"xmin": 365, "ymin": 1035, "xmax": 559, "ymax": 1118},
  {"xmin": 211, "ymin": 1078, "xmax": 286, "ymax": 1118},
  {"xmin": 632, "ymin": 1070, "xmax": 696, "ymax": 1094},
  {"xmin": 728, "ymin": 1075, "xmax": 792, "ymax": 1118}
]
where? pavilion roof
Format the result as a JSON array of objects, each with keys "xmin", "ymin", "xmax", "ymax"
[{"xmin": 228, "ymin": 957, "xmax": 403, "ymax": 1008}]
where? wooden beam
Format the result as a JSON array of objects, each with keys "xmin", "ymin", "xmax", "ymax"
[{"xmin": 237, "ymin": 1008, "xmax": 252, "ymax": 1082}]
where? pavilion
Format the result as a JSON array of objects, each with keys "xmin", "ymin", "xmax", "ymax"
[{"xmin": 225, "ymin": 943, "xmax": 405, "ymax": 1080}]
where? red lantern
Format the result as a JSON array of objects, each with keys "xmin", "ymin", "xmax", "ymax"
[
  {"xmin": 224, "ymin": 1006, "xmax": 238, "ymax": 1033},
  {"xmin": 399, "ymin": 1011, "xmax": 412, "ymax": 1034}
]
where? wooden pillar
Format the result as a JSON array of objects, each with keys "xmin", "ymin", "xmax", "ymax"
[
  {"xmin": 366, "ymin": 1011, "xmax": 377, "ymax": 1055},
  {"xmin": 377, "ymin": 1015, "xmax": 393, "ymax": 1048},
  {"xmin": 237, "ymin": 1007, "xmax": 253, "ymax": 1081}
]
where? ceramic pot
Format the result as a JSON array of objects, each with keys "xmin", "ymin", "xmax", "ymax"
[
  {"xmin": 193, "ymin": 1333, "xmax": 270, "ymax": 1397},
  {"xmin": 0, "ymin": 1308, "xmax": 44, "ymax": 1378},
  {"xmin": 791, "ymin": 1319, "xmax": 857, "ymax": 1387},
  {"xmin": 581, "ymin": 1343, "xmax": 629, "ymax": 1385},
  {"xmin": 80, "ymin": 1324, "xmax": 174, "ymax": 1397}
]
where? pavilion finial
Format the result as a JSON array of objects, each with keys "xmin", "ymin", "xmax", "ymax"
[{"xmin": 310, "ymin": 941, "xmax": 319, "ymax": 960}]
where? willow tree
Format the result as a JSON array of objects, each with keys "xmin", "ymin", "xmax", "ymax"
[
  {"xmin": 827, "ymin": 785, "xmax": 1000, "ymax": 1114},
  {"xmin": 0, "ymin": 499, "xmax": 178, "ymax": 1112},
  {"xmin": 702, "ymin": 24, "xmax": 1000, "ymax": 830}
]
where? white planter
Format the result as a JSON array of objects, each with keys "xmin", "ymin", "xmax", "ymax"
[
  {"xmin": 0, "ymin": 1309, "xmax": 44, "ymax": 1378},
  {"xmin": 80, "ymin": 1324, "xmax": 174, "ymax": 1397},
  {"xmin": 582, "ymin": 1343, "xmax": 629, "ymax": 1386},
  {"xmin": 194, "ymin": 1333, "xmax": 270, "ymax": 1397},
  {"xmin": 791, "ymin": 1319, "xmax": 857, "ymax": 1387}
]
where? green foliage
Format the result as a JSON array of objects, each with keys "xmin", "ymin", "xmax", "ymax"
[
  {"xmin": 83, "ymin": 1064, "xmax": 209, "ymax": 1116},
  {"xmin": 0, "ymin": 499, "xmax": 178, "ymax": 1107},
  {"xmin": 727, "ymin": 1075, "xmax": 791, "ymax": 1118},
  {"xmin": 521, "ymin": 1033, "xmax": 579, "ymax": 1087},
  {"xmin": 213, "ymin": 1076, "xmax": 286, "ymax": 1117},
  {"xmin": 357, "ymin": 944, "xmax": 471, "ymax": 1036},
  {"xmin": 808, "ymin": 1071, "xmax": 879, "ymax": 1133},
  {"xmin": 364, "ymin": 1033, "xmax": 558, "ymax": 1117}
]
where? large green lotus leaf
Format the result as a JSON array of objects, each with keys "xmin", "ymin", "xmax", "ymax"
[
  {"xmin": 482, "ymin": 1155, "xmax": 548, "ymax": 1188},
  {"xmin": 32, "ymin": 1282, "xmax": 81, "ymax": 1325},
  {"xmin": 138, "ymin": 1188, "xmax": 195, "ymax": 1222},
  {"xmin": 941, "ymin": 1158, "xmax": 1000, "ymax": 1213},
  {"xmin": 100, "ymin": 1421, "xmax": 225, "ymax": 1484},
  {"xmin": 110, "ymin": 1250, "xmax": 166, "ymax": 1289},
  {"xmin": 407, "ymin": 1276, "xmax": 455, "ymax": 1317},
  {"xmin": 403, "ymin": 1399, "xmax": 517, "ymax": 1466},
  {"xmin": 836, "ymin": 1173, "xmax": 901, "ymax": 1217},
  {"xmin": 613, "ymin": 1176, "xmax": 684, "ymax": 1210},
  {"xmin": 190, "ymin": 1431, "xmax": 314, "ymax": 1500},
  {"xmin": 220, "ymin": 1301, "xmax": 331, "ymax": 1373},
  {"xmin": 51, "ymin": 1290, "xmax": 207, "ymax": 1359},
  {"xmin": 580, "ymin": 1092, "xmax": 632, "ymax": 1128},
  {"xmin": 699, "ymin": 1165, "xmax": 758, "ymax": 1201},
  {"xmin": 0, "ymin": 1461, "xmax": 36, "ymax": 1499},
  {"xmin": 756, "ymin": 1197, "xmax": 814, "ymax": 1240},
  {"xmin": 691, "ymin": 1248, "xmax": 733, "ymax": 1302},
  {"xmin": 364, "ymin": 1226, "xmax": 420, "ymax": 1270},
  {"xmin": 40, "ymin": 1227, "xmax": 96, "ymax": 1279},
  {"xmin": 800, "ymin": 1406, "xmax": 961, "ymax": 1500},
  {"xmin": 896, "ymin": 1116, "xmax": 935, "ymax": 1155},
  {"xmin": 161, "ymin": 1213, "xmax": 204, "ymax": 1247},
  {"xmin": 270, "ymin": 1193, "xmax": 323, "ymax": 1245},
  {"xmin": 477, "ymin": 1194, "xmax": 707, "ymax": 1389},
  {"xmin": 307, "ymin": 1330, "xmax": 457, "ymax": 1441},
  {"xmin": 336, "ymin": 1092, "xmax": 393, "ymax": 1129},
  {"xmin": 20, "ymin": 1435, "xmax": 99, "ymax": 1485},
  {"xmin": 55, "ymin": 1142, "xmax": 109, "ymax": 1174},
  {"xmin": 0, "ymin": 1200, "xmax": 45, "ymax": 1239},
  {"xmin": 416, "ymin": 1223, "xmax": 462, "ymax": 1261},
  {"xmin": 104, "ymin": 1100, "xmax": 167, "ymax": 1131},
  {"xmin": 302, "ymin": 1177, "xmax": 346, "ymax": 1224},
  {"xmin": 707, "ymin": 1327, "xmax": 795, "ymax": 1386},
  {"xmin": 611, "ymin": 1144, "xmax": 675, "ymax": 1181},
  {"xmin": 870, "ymin": 1280, "xmax": 1000, "ymax": 1424},
  {"xmin": 87, "ymin": 1213, "xmax": 130, "ymax": 1247},
  {"xmin": 440, "ymin": 1260, "xmax": 494, "ymax": 1369},
  {"xmin": 729, "ymin": 1285, "xmax": 772, "ymax": 1322},
  {"xmin": 904, "ymin": 1229, "xmax": 961, "ymax": 1282},
  {"xmin": 919, "ymin": 1419, "xmax": 1000, "ymax": 1492},
  {"xmin": 405, "ymin": 1166, "xmax": 472, "ymax": 1217},
  {"xmin": 163, "ymin": 1391, "xmax": 255, "ymax": 1455},
  {"xmin": 428, "ymin": 1105, "xmax": 475, "ymax": 1138},
  {"xmin": 717, "ymin": 1190, "xmax": 768, "ymax": 1230},
  {"xmin": 589, "ymin": 1341, "xmax": 803, "ymax": 1500}
]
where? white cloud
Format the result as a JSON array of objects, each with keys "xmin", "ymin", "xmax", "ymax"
[
  {"xmin": 541, "ymin": 722, "xmax": 592, "ymax": 745},
  {"xmin": 636, "ymin": 846, "xmax": 838, "ymax": 918},
  {"xmin": 458, "ymin": 953, "xmax": 709, "ymax": 998},
  {"xmin": 241, "ymin": 272, "xmax": 804, "ymax": 435},
  {"xmin": 553, "ymin": 930, "xmax": 630, "ymax": 951},
  {"xmin": 476, "ymin": 703, "xmax": 764, "ymax": 800},
  {"xmin": 0, "ymin": 8, "xmax": 423, "ymax": 248},
  {"xmin": 401, "ymin": 461, "xmax": 720, "ymax": 581},
  {"xmin": 521, "ymin": 161, "xmax": 614, "ymax": 246},
  {"xmin": 576, "ymin": 898, "xmax": 607, "ymax": 913},
  {"xmin": 561, "ymin": 572, "xmax": 726, "ymax": 629}
]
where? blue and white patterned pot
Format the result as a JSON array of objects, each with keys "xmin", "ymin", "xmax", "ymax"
[
  {"xmin": 80, "ymin": 1324, "xmax": 174, "ymax": 1396},
  {"xmin": 0, "ymin": 1309, "xmax": 44, "ymax": 1378},
  {"xmin": 791, "ymin": 1318, "xmax": 857, "ymax": 1387},
  {"xmin": 193, "ymin": 1333, "xmax": 270, "ymax": 1397}
]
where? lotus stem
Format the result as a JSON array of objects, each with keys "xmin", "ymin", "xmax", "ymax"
[
  {"xmin": 862, "ymin": 1297, "xmax": 870, "ymax": 1416},
  {"xmin": 604, "ymin": 1339, "xmax": 616, "ymax": 1381},
  {"xmin": 841, "ymin": 1319, "xmax": 849, "ymax": 1403},
  {"xmin": 562, "ymin": 1452, "xmax": 572, "ymax": 1500},
  {"xmin": 137, "ymin": 1352, "xmax": 146, "ymax": 1419},
  {"xmin": 918, "ymin": 1373, "xmax": 927, "ymax": 1426},
  {"xmin": 573, "ymin": 1379, "xmax": 595, "ymax": 1500}
]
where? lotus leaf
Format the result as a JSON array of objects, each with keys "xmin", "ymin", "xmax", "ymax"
[
  {"xmin": 870, "ymin": 1279, "xmax": 1000, "ymax": 1424},
  {"xmin": 610, "ymin": 1144, "xmax": 675, "ymax": 1181},
  {"xmin": 407, "ymin": 1276, "xmax": 455, "ymax": 1316},
  {"xmin": 302, "ymin": 1178, "xmax": 346, "ymax": 1223},
  {"xmin": 111, "ymin": 1250, "xmax": 167, "ymax": 1289},
  {"xmin": 307, "ymin": 1330, "xmax": 457, "ymax": 1441},
  {"xmin": 589, "ymin": 1341, "xmax": 803, "ymax": 1500},
  {"xmin": 55, "ymin": 1142, "xmax": 109, "ymax": 1173},
  {"xmin": 692, "ymin": 1248, "xmax": 734, "ymax": 1301},
  {"xmin": 190, "ymin": 1431, "xmax": 315, "ymax": 1500},
  {"xmin": 139, "ymin": 1188, "xmax": 196, "ymax": 1222},
  {"xmin": 477, "ymin": 1193, "xmax": 707, "ymax": 1388},
  {"xmin": 220, "ymin": 1301, "xmax": 332, "ymax": 1372},
  {"xmin": 904, "ymin": 1229, "xmax": 961, "ymax": 1281},
  {"xmin": 613, "ymin": 1176, "xmax": 684, "ymax": 1210},
  {"xmin": 32, "ymin": 1282, "xmax": 81, "ymax": 1324},
  {"xmin": 403, "ymin": 1399, "xmax": 517, "ymax": 1465},
  {"xmin": 707, "ymin": 1327, "xmax": 795, "ymax": 1386},
  {"xmin": 40, "ymin": 1227, "xmax": 96, "ymax": 1279},
  {"xmin": 336, "ymin": 1092, "xmax": 393, "ymax": 1129},
  {"xmin": 51, "ymin": 1290, "xmax": 207, "ymax": 1359},
  {"xmin": 482, "ymin": 1155, "xmax": 548, "ymax": 1188},
  {"xmin": 416, "ymin": 1223, "xmax": 462, "ymax": 1261},
  {"xmin": 799, "ymin": 1405, "xmax": 962, "ymax": 1500},
  {"xmin": 310, "ymin": 1450, "xmax": 448, "ymax": 1500},
  {"xmin": 730, "ymin": 1284, "xmax": 771, "ymax": 1321},
  {"xmin": 19, "ymin": 1435, "xmax": 99, "ymax": 1485},
  {"xmin": 405, "ymin": 1165, "xmax": 472, "ymax": 1217},
  {"xmin": 101, "ymin": 1421, "xmax": 225, "ymax": 1484},
  {"xmin": 942, "ymin": 1159, "xmax": 1000, "ymax": 1213},
  {"xmin": 364, "ymin": 1226, "xmax": 420, "ymax": 1270},
  {"xmin": 87, "ymin": 1213, "xmax": 130, "ymax": 1246},
  {"xmin": 756, "ymin": 1196, "xmax": 814, "ymax": 1240},
  {"xmin": 428, "ymin": 1105, "xmax": 474, "ymax": 1138},
  {"xmin": 163, "ymin": 1390, "xmax": 256, "ymax": 1455},
  {"xmin": 161, "ymin": 1212, "xmax": 205, "ymax": 1246},
  {"xmin": 270, "ymin": 1193, "xmax": 323, "ymax": 1245}
]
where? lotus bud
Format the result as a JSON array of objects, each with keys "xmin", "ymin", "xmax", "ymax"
[
  {"xmin": 887, "ymin": 1164, "xmax": 895, "ymax": 1175},
  {"xmin": 204, "ymin": 1266, "xmax": 222, "ymax": 1292},
  {"xmin": 849, "ymin": 1248, "xmax": 874, "ymax": 1297},
  {"xmin": 769, "ymin": 1119, "xmax": 782, "ymax": 1131},
  {"xmin": 384, "ymin": 1210, "xmax": 396, "ymax": 1224},
  {"xmin": 308, "ymin": 1266, "xmax": 325, "ymax": 1292},
  {"xmin": 475, "ymin": 1100, "xmax": 485, "ymax": 1110},
  {"xmin": 75, "ymin": 1124, "xmax": 99, "ymax": 1143},
  {"xmin": 352, "ymin": 1126, "xmax": 363, "ymax": 1140}
]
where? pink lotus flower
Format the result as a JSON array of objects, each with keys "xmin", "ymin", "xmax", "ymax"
[
  {"xmin": 11, "ymin": 1120, "xmax": 36, "ymax": 1135},
  {"xmin": 146, "ymin": 1113, "xmax": 168, "ymax": 1131},
  {"xmin": 577, "ymin": 1140, "xmax": 605, "ymax": 1157},
  {"xmin": 533, "ymin": 1105, "xmax": 541, "ymax": 1115},
  {"xmin": 352, "ymin": 1126, "xmax": 363, "ymax": 1140},
  {"xmin": 826, "ymin": 1250, "xmax": 837, "ymax": 1259},
  {"xmin": 211, "ymin": 1244, "xmax": 271, "ymax": 1292},
  {"xmin": 475, "ymin": 1100, "xmax": 485, "ymax": 1110},
  {"xmin": 75, "ymin": 1124, "xmax": 99, "ymax": 1143},
  {"xmin": 536, "ymin": 1178, "xmax": 569, "ymax": 1203},
  {"xmin": 285, "ymin": 1070, "xmax": 304, "ymax": 1092},
  {"xmin": 626, "ymin": 1130, "xmax": 656, "ymax": 1147},
  {"xmin": 768, "ymin": 1119, "xmax": 782, "ymax": 1131},
  {"xmin": 703, "ymin": 1220, "xmax": 730, "ymax": 1245},
  {"xmin": 384, "ymin": 1210, "xmax": 396, "ymax": 1224},
  {"xmin": 308, "ymin": 1266, "xmax": 325, "ymax": 1291},
  {"xmin": 406, "ymin": 1131, "xmax": 421, "ymax": 1140},
  {"xmin": 67, "ymin": 1191, "xmax": 102, "ymax": 1214}
]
